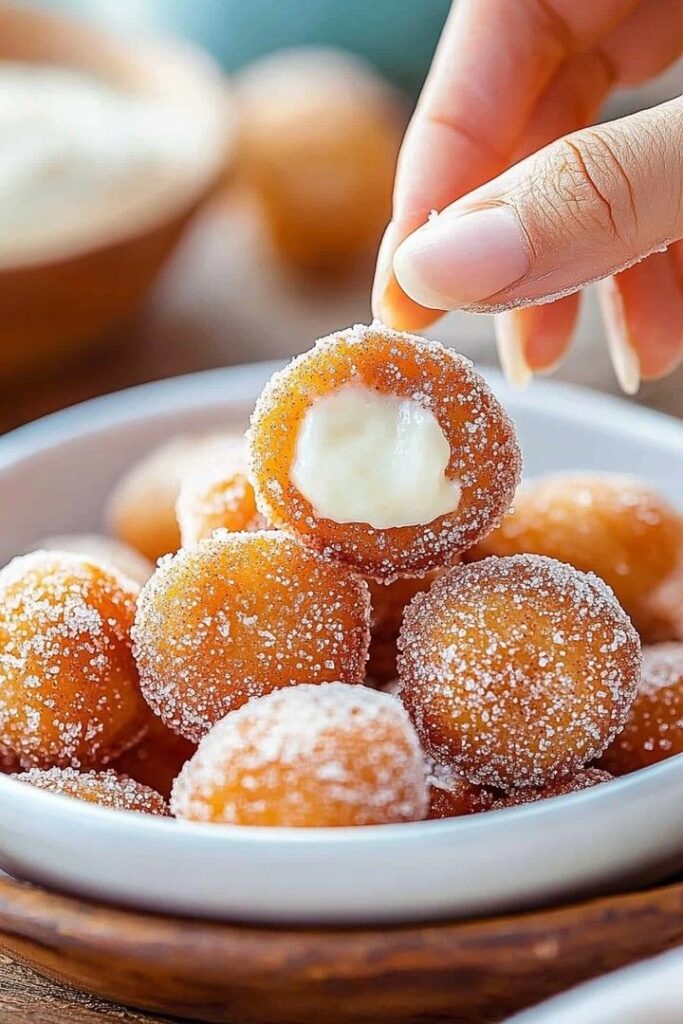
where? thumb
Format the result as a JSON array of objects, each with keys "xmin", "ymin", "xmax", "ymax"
[{"xmin": 393, "ymin": 96, "xmax": 683, "ymax": 313}]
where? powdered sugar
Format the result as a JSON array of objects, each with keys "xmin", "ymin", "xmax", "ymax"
[
  {"xmin": 171, "ymin": 683, "xmax": 428, "ymax": 826},
  {"xmin": 640, "ymin": 643, "xmax": 683, "ymax": 693}
]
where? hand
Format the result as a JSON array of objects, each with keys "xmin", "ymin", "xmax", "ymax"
[{"xmin": 372, "ymin": 0, "xmax": 683, "ymax": 392}]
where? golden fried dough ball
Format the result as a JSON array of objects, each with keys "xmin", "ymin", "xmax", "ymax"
[
  {"xmin": 107, "ymin": 432, "xmax": 244, "ymax": 561},
  {"xmin": 398, "ymin": 555, "xmax": 640, "ymax": 790},
  {"xmin": 599, "ymin": 642, "xmax": 683, "ymax": 775},
  {"xmin": 235, "ymin": 48, "xmax": 403, "ymax": 274},
  {"xmin": 491, "ymin": 769, "xmax": 613, "ymax": 809},
  {"xmin": 171, "ymin": 684, "xmax": 428, "ymax": 827},
  {"xmin": 249, "ymin": 324, "xmax": 521, "ymax": 581},
  {"xmin": 468, "ymin": 473, "xmax": 683, "ymax": 642},
  {"xmin": 133, "ymin": 531, "xmax": 370, "ymax": 742},
  {"xmin": 13, "ymin": 767, "xmax": 168, "ymax": 815},
  {"xmin": 0, "ymin": 552, "xmax": 148, "ymax": 770}
]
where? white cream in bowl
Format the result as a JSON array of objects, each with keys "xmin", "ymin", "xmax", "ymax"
[{"xmin": 0, "ymin": 62, "xmax": 216, "ymax": 258}]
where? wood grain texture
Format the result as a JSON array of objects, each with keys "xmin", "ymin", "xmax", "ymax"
[
  {"xmin": 0, "ymin": 953, "xmax": 176, "ymax": 1023},
  {"xmin": 0, "ymin": 875, "xmax": 682, "ymax": 1024}
]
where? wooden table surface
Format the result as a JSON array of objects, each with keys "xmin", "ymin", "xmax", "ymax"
[{"xmin": 0, "ymin": 197, "xmax": 680, "ymax": 1022}]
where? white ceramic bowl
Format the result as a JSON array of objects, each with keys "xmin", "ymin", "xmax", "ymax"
[
  {"xmin": 506, "ymin": 947, "xmax": 683, "ymax": 1023},
  {"xmin": 0, "ymin": 363, "xmax": 681, "ymax": 926}
]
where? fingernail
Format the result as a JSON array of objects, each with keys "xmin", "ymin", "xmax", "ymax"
[
  {"xmin": 371, "ymin": 221, "xmax": 398, "ymax": 320},
  {"xmin": 599, "ymin": 279, "xmax": 641, "ymax": 395},
  {"xmin": 495, "ymin": 312, "xmax": 533, "ymax": 389},
  {"xmin": 393, "ymin": 205, "xmax": 530, "ymax": 309}
]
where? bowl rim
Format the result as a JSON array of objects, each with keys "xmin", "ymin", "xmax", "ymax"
[
  {"xmin": 0, "ymin": 360, "xmax": 681, "ymax": 846},
  {"xmin": 507, "ymin": 946, "xmax": 683, "ymax": 1023},
  {"xmin": 1, "ymin": 750, "xmax": 682, "ymax": 847},
  {"xmin": 0, "ymin": 1, "xmax": 234, "ymax": 272},
  {"xmin": 1, "ymin": 359, "xmax": 681, "ymax": 466}
]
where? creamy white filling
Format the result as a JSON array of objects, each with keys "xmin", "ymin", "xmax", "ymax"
[{"xmin": 291, "ymin": 384, "xmax": 461, "ymax": 529}]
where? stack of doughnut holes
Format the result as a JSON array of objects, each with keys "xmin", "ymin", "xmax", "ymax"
[{"xmin": 1, "ymin": 324, "xmax": 681, "ymax": 826}]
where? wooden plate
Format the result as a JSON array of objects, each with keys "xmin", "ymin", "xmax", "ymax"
[{"xmin": 0, "ymin": 875, "xmax": 682, "ymax": 1024}]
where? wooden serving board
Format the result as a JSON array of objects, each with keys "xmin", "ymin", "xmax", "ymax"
[{"xmin": 0, "ymin": 875, "xmax": 682, "ymax": 1023}]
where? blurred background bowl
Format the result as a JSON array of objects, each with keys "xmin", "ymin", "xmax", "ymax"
[{"xmin": 0, "ymin": 2, "xmax": 233, "ymax": 381}]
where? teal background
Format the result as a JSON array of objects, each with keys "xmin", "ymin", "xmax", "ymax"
[{"xmin": 23, "ymin": 0, "xmax": 450, "ymax": 94}]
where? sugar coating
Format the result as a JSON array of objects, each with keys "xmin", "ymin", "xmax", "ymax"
[
  {"xmin": 133, "ymin": 531, "xmax": 371, "ymax": 743},
  {"xmin": 469, "ymin": 472, "xmax": 683, "ymax": 640},
  {"xmin": 491, "ymin": 768, "xmax": 613, "ymax": 809},
  {"xmin": 398, "ymin": 554, "xmax": 641, "ymax": 790},
  {"xmin": 107, "ymin": 430, "xmax": 244, "ymax": 562},
  {"xmin": 12, "ymin": 766, "xmax": 168, "ymax": 815},
  {"xmin": 29, "ymin": 533, "xmax": 153, "ymax": 586},
  {"xmin": 427, "ymin": 762, "xmax": 496, "ymax": 818},
  {"xmin": 114, "ymin": 709, "xmax": 197, "ymax": 800},
  {"xmin": 171, "ymin": 683, "xmax": 428, "ymax": 827},
  {"xmin": 366, "ymin": 572, "xmax": 444, "ymax": 685},
  {"xmin": 248, "ymin": 322, "xmax": 522, "ymax": 582},
  {"xmin": 640, "ymin": 643, "xmax": 683, "ymax": 692},
  {"xmin": 599, "ymin": 642, "xmax": 683, "ymax": 775},
  {"xmin": 176, "ymin": 441, "xmax": 264, "ymax": 547},
  {"xmin": 0, "ymin": 551, "xmax": 148, "ymax": 770}
]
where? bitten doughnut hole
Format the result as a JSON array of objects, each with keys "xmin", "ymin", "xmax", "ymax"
[
  {"xmin": 107, "ymin": 432, "xmax": 244, "ymax": 562},
  {"xmin": 171, "ymin": 683, "xmax": 428, "ymax": 827},
  {"xmin": 367, "ymin": 572, "xmax": 443, "ymax": 684},
  {"xmin": 133, "ymin": 531, "xmax": 371, "ymax": 743},
  {"xmin": 469, "ymin": 473, "xmax": 683, "ymax": 642},
  {"xmin": 599, "ymin": 642, "xmax": 683, "ymax": 775},
  {"xmin": 249, "ymin": 323, "xmax": 521, "ymax": 581},
  {"xmin": 13, "ymin": 767, "xmax": 168, "ymax": 815},
  {"xmin": 398, "ymin": 554, "xmax": 641, "ymax": 790},
  {"xmin": 0, "ymin": 551, "xmax": 149, "ymax": 770}
]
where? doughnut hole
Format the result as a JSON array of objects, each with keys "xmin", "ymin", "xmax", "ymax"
[
  {"xmin": 0, "ymin": 552, "xmax": 149, "ymax": 770},
  {"xmin": 468, "ymin": 473, "xmax": 683, "ymax": 642},
  {"xmin": 235, "ymin": 49, "xmax": 403, "ymax": 275},
  {"xmin": 171, "ymin": 683, "xmax": 428, "ymax": 827},
  {"xmin": 249, "ymin": 324, "xmax": 521, "ymax": 581},
  {"xmin": 598, "ymin": 643, "xmax": 683, "ymax": 775},
  {"xmin": 29, "ymin": 534, "xmax": 153, "ymax": 587},
  {"xmin": 113, "ymin": 711, "xmax": 197, "ymax": 800},
  {"xmin": 428, "ymin": 764, "xmax": 496, "ymax": 819},
  {"xmin": 176, "ymin": 448, "xmax": 265, "ymax": 547},
  {"xmin": 367, "ymin": 572, "xmax": 443, "ymax": 684},
  {"xmin": 107, "ymin": 432, "xmax": 244, "ymax": 562},
  {"xmin": 398, "ymin": 554, "xmax": 641, "ymax": 790},
  {"xmin": 12, "ymin": 767, "xmax": 168, "ymax": 815},
  {"xmin": 133, "ymin": 531, "xmax": 371, "ymax": 743},
  {"xmin": 491, "ymin": 769, "xmax": 613, "ymax": 810}
]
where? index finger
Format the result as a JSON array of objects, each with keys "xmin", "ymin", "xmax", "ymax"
[{"xmin": 373, "ymin": 0, "xmax": 638, "ymax": 329}]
